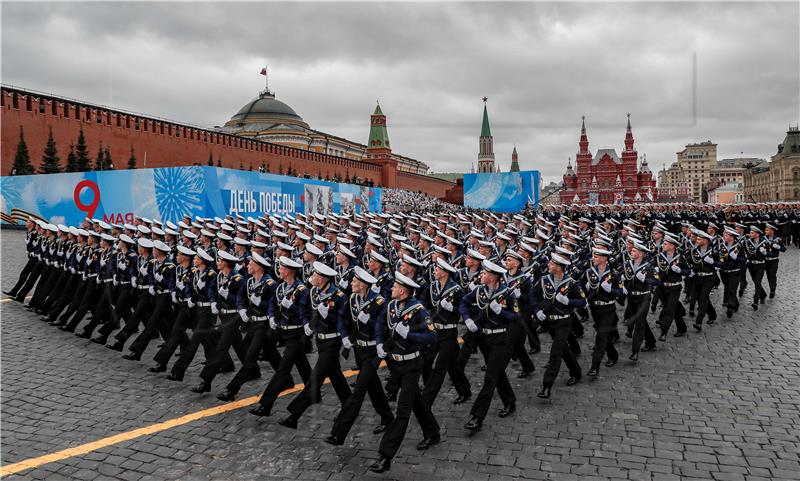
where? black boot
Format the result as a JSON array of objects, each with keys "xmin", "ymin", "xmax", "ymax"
[
  {"xmin": 216, "ymin": 389, "xmax": 237, "ymax": 402},
  {"xmin": 278, "ymin": 414, "xmax": 298, "ymax": 429},
  {"xmin": 369, "ymin": 456, "xmax": 391, "ymax": 473},
  {"xmin": 537, "ymin": 386, "xmax": 551, "ymax": 399},
  {"xmin": 147, "ymin": 364, "xmax": 167, "ymax": 373},
  {"xmin": 190, "ymin": 380, "xmax": 211, "ymax": 393},
  {"xmin": 464, "ymin": 416, "xmax": 482, "ymax": 431}
]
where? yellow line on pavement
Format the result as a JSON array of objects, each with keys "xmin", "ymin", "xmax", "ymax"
[{"xmin": 0, "ymin": 296, "xmax": 31, "ymax": 303}]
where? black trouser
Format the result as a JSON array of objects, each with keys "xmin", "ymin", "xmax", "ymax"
[
  {"xmin": 56, "ymin": 278, "xmax": 88, "ymax": 324},
  {"xmin": 658, "ymin": 286, "xmax": 687, "ymax": 335},
  {"xmin": 15, "ymin": 262, "xmax": 44, "ymax": 301},
  {"xmin": 590, "ymin": 305, "xmax": 618, "ymax": 371},
  {"xmin": 287, "ymin": 336, "xmax": 351, "ymax": 419},
  {"xmin": 39, "ymin": 269, "xmax": 69, "ymax": 311},
  {"xmin": 629, "ymin": 293, "xmax": 655, "ymax": 353},
  {"xmin": 80, "ymin": 283, "xmax": 115, "ymax": 335},
  {"xmin": 692, "ymin": 275, "xmax": 717, "ymax": 325},
  {"xmin": 199, "ymin": 313, "xmax": 246, "ymax": 383},
  {"xmin": 738, "ymin": 267, "xmax": 748, "ymax": 295},
  {"xmin": 170, "ymin": 308, "xmax": 223, "ymax": 378},
  {"xmin": 650, "ymin": 286, "xmax": 662, "ymax": 311},
  {"xmin": 685, "ymin": 276, "xmax": 696, "ymax": 311},
  {"xmin": 45, "ymin": 273, "xmax": 81, "ymax": 321},
  {"xmin": 420, "ymin": 332, "xmax": 471, "ymax": 407},
  {"xmin": 470, "ymin": 331, "xmax": 515, "ymax": 420},
  {"xmin": 720, "ymin": 270, "xmax": 740, "ymax": 312},
  {"xmin": 509, "ymin": 318, "xmax": 535, "ymax": 373},
  {"xmin": 526, "ymin": 317, "xmax": 541, "ymax": 352},
  {"xmin": 7, "ymin": 257, "xmax": 37, "ymax": 296},
  {"xmin": 128, "ymin": 294, "xmax": 175, "ymax": 356},
  {"xmin": 225, "ymin": 321, "xmax": 282, "ymax": 395},
  {"xmin": 113, "ymin": 290, "xmax": 153, "ymax": 346},
  {"xmin": 257, "ymin": 332, "xmax": 312, "ymax": 414},
  {"xmin": 748, "ymin": 264, "xmax": 767, "ymax": 304},
  {"xmin": 453, "ymin": 330, "xmax": 476, "ymax": 393},
  {"xmin": 420, "ymin": 345, "xmax": 436, "ymax": 386},
  {"xmin": 96, "ymin": 285, "xmax": 134, "ymax": 338},
  {"xmin": 542, "ymin": 316, "xmax": 581, "ymax": 388},
  {"xmin": 571, "ymin": 311, "xmax": 585, "ymax": 338},
  {"xmin": 765, "ymin": 259, "xmax": 779, "ymax": 294},
  {"xmin": 153, "ymin": 303, "xmax": 193, "ymax": 367},
  {"xmin": 378, "ymin": 356, "xmax": 439, "ymax": 460},
  {"xmin": 64, "ymin": 279, "xmax": 100, "ymax": 331},
  {"xmin": 332, "ymin": 345, "xmax": 394, "ymax": 440},
  {"xmin": 29, "ymin": 265, "xmax": 56, "ymax": 307}
]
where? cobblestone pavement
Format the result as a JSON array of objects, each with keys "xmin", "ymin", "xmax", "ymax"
[{"xmin": 2, "ymin": 229, "xmax": 799, "ymax": 481}]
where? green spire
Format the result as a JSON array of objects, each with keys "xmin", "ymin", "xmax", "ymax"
[
  {"xmin": 368, "ymin": 102, "xmax": 390, "ymax": 150},
  {"xmin": 481, "ymin": 102, "xmax": 491, "ymax": 137}
]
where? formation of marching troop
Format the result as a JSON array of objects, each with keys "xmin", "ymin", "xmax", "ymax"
[{"xmin": 4, "ymin": 202, "xmax": 795, "ymax": 473}]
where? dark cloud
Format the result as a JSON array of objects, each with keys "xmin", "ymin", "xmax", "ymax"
[{"xmin": 3, "ymin": 2, "xmax": 798, "ymax": 183}]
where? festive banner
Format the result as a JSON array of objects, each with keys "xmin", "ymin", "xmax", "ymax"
[
  {"xmin": 463, "ymin": 170, "xmax": 540, "ymax": 212},
  {"xmin": 0, "ymin": 166, "xmax": 382, "ymax": 226}
]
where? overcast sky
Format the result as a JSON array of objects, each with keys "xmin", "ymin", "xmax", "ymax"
[{"xmin": 3, "ymin": 2, "xmax": 798, "ymax": 183}]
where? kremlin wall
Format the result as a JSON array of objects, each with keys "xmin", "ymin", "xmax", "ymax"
[{"xmin": 0, "ymin": 86, "xmax": 456, "ymax": 199}]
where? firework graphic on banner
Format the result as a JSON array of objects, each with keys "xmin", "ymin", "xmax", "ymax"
[{"xmin": 154, "ymin": 166, "xmax": 205, "ymax": 222}]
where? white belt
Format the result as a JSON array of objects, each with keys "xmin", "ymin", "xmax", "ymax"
[
  {"xmin": 663, "ymin": 282, "xmax": 682, "ymax": 287},
  {"xmin": 220, "ymin": 309, "xmax": 237, "ymax": 314},
  {"xmin": 721, "ymin": 269, "xmax": 740, "ymax": 273},
  {"xmin": 356, "ymin": 339, "xmax": 377, "ymax": 347},
  {"xmin": 136, "ymin": 285, "xmax": 150, "ymax": 290},
  {"xmin": 749, "ymin": 260, "xmax": 764, "ymax": 265},
  {"xmin": 434, "ymin": 323, "xmax": 457, "ymax": 330},
  {"xmin": 317, "ymin": 332, "xmax": 340, "ymax": 340},
  {"xmin": 86, "ymin": 273, "xmax": 97, "ymax": 278},
  {"xmin": 102, "ymin": 279, "xmax": 113, "ymax": 284},
  {"xmin": 592, "ymin": 300, "xmax": 616, "ymax": 306},
  {"xmin": 391, "ymin": 351, "xmax": 420, "ymax": 361},
  {"xmin": 251, "ymin": 315, "xmax": 269, "ymax": 321},
  {"xmin": 118, "ymin": 281, "xmax": 131, "ymax": 285},
  {"xmin": 481, "ymin": 327, "xmax": 506, "ymax": 334},
  {"xmin": 197, "ymin": 301, "xmax": 212, "ymax": 307},
  {"xmin": 280, "ymin": 324, "xmax": 303, "ymax": 331},
  {"xmin": 547, "ymin": 314, "xmax": 570, "ymax": 320},
  {"xmin": 696, "ymin": 272, "xmax": 714, "ymax": 277},
  {"xmin": 156, "ymin": 289, "xmax": 170, "ymax": 295},
  {"xmin": 630, "ymin": 290, "xmax": 650, "ymax": 296}
]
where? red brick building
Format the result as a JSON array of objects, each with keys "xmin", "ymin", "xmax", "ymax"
[
  {"xmin": 0, "ymin": 86, "xmax": 455, "ymax": 199},
  {"xmin": 561, "ymin": 114, "xmax": 656, "ymax": 204}
]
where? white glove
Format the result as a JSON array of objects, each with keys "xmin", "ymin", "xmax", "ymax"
[
  {"xmin": 131, "ymin": 277, "xmax": 137, "ymax": 288},
  {"xmin": 556, "ymin": 293, "xmax": 570, "ymax": 305},
  {"xmin": 303, "ymin": 323, "xmax": 313, "ymax": 336},
  {"xmin": 772, "ymin": 243, "xmax": 780, "ymax": 249},
  {"xmin": 249, "ymin": 293, "xmax": 261, "ymax": 306},
  {"xmin": 341, "ymin": 337, "xmax": 352, "ymax": 349},
  {"xmin": 622, "ymin": 286, "xmax": 629, "ymax": 295},
  {"xmin": 148, "ymin": 286, "xmax": 155, "ymax": 296},
  {"xmin": 269, "ymin": 317, "xmax": 278, "ymax": 330},
  {"xmin": 218, "ymin": 286, "xmax": 229, "ymax": 299},
  {"xmin": 139, "ymin": 265, "xmax": 148, "ymax": 275},
  {"xmin": 239, "ymin": 309, "xmax": 249, "ymax": 322},
  {"xmin": 196, "ymin": 277, "xmax": 206, "ymax": 289},
  {"xmin": 512, "ymin": 288, "xmax": 521, "ymax": 299},
  {"xmin": 357, "ymin": 311, "xmax": 370, "ymax": 324},
  {"xmin": 95, "ymin": 276, "xmax": 101, "ymax": 285},
  {"xmin": 317, "ymin": 303, "xmax": 329, "ymax": 319},
  {"xmin": 489, "ymin": 300, "xmax": 502, "ymax": 314},
  {"xmin": 671, "ymin": 264, "xmax": 682, "ymax": 273},
  {"xmin": 601, "ymin": 280, "xmax": 612, "ymax": 293},
  {"xmin": 759, "ymin": 247, "xmax": 766, "ymax": 255},
  {"xmin": 394, "ymin": 322, "xmax": 410, "ymax": 339},
  {"xmin": 210, "ymin": 302, "xmax": 219, "ymax": 315},
  {"xmin": 187, "ymin": 299, "xmax": 195, "ymax": 308},
  {"xmin": 688, "ymin": 271, "xmax": 695, "ymax": 278},
  {"xmin": 729, "ymin": 251, "xmax": 738, "ymax": 260},
  {"xmin": 635, "ymin": 271, "xmax": 646, "ymax": 282},
  {"xmin": 536, "ymin": 310, "xmax": 546, "ymax": 321},
  {"xmin": 70, "ymin": 267, "xmax": 76, "ymax": 274},
  {"xmin": 439, "ymin": 299, "xmax": 453, "ymax": 312},
  {"xmin": 370, "ymin": 284, "xmax": 380, "ymax": 293},
  {"xmin": 175, "ymin": 280, "xmax": 184, "ymax": 290},
  {"xmin": 171, "ymin": 292, "xmax": 178, "ymax": 304},
  {"xmin": 703, "ymin": 256, "xmax": 714, "ymax": 265},
  {"xmin": 376, "ymin": 343, "xmax": 387, "ymax": 359},
  {"xmin": 465, "ymin": 318, "xmax": 478, "ymax": 332},
  {"xmin": 338, "ymin": 278, "xmax": 348, "ymax": 289},
  {"xmin": 468, "ymin": 281, "xmax": 478, "ymax": 291},
  {"xmin": 280, "ymin": 297, "xmax": 293, "ymax": 309},
  {"xmin": 154, "ymin": 272, "xmax": 163, "ymax": 283}
]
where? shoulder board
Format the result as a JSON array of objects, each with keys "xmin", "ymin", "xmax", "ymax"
[
  {"xmin": 208, "ymin": 269, "xmax": 217, "ymax": 276},
  {"xmin": 266, "ymin": 279, "xmax": 275, "ymax": 286},
  {"xmin": 190, "ymin": 267, "xmax": 197, "ymax": 273},
  {"xmin": 297, "ymin": 285, "xmax": 306, "ymax": 291},
  {"xmin": 376, "ymin": 297, "xmax": 384, "ymax": 305},
  {"xmin": 335, "ymin": 290, "xmax": 344, "ymax": 297},
  {"xmin": 233, "ymin": 274, "xmax": 242, "ymax": 281}
]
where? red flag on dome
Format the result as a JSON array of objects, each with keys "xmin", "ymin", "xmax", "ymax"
[{"xmin": 259, "ymin": 67, "xmax": 267, "ymax": 76}]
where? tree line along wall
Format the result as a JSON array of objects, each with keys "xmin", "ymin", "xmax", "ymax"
[{"xmin": 0, "ymin": 88, "xmax": 388, "ymax": 186}]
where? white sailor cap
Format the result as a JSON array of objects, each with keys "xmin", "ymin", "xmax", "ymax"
[
  {"xmin": 151, "ymin": 226, "xmax": 165, "ymax": 236},
  {"xmin": 723, "ymin": 227, "xmax": 739, "ymax": 237},
  {"xmin": 278, "ymin": 256, "xmax": 302, "ymax": 270},
  {"xmin": 631, "ymin": 240, "xmax": 652, "ymax": 253},
  {"xmin": 481, "ymin": 259, "xmax": 507, "ymax": 276},
  {"xmin": 119, "ymin": 234, "xmax": 136, "ymax": 245},
  {"xmin": 217, "ymin": 232, "xmax": 233, "ymax": 242},
  {"xmin": 664, "ymin": 233, "xmax": 681, "ymax": 245},
  {"xmin": 695, "ymin": 231, "xmax": 713, "ymax": 241},
  {"xmin": 504, "ymin": 250, "xmax": 524, "ymax": 262},
  {"xmin": 250, "ymin": 240, "xmax": 267, "ymax": 249},
  {"xmin": 305, "ymin": 243, "xmax": 323, "ymax": 257},
  {"xmin": 183, "ymin": 231, "xmax": 198, "ymax": 240},
  {"xmin": 233, "ymin": 237, "xmax": 251, "ymax": 246},
  {"xmin": 57, "ymin": 224, "xmax": 69, "ymax": 233},
  {"xmin": 196, "ymin": 247, "xmax": 214, "ymax": 263},
  {"xmin": 313, "ymin": 261, "xmax": 337, "ymax": 278},
  {"xmin": 100, "ymin": 233, "xmax": 116, "ymax": 243},
  {"xmin": 166, "ymin": 221, "xmax": 178, "ymax": 230},
  {"xmin": 276, "ymin": 242, "xmax": 294, "ymax": 252},
  {"xmin": 518, "ymin": 243, "xmax": 537, "ymax": 255},
  {"xmin": 353, "ymin": 266, "xmax": 377, "ymax": 285},
  {"xmin": 394, "ymin": 271, "xmax": 420, "ymax": 290},
  {"xmin": 466, "ymin": 248, "xmax": 486, "ymax": 261},
  {"xmin": 402, "ymin": 254, "xmax": 424, "ymax": 270},
  {"xmin": 250, "ymin": 252, "xmax": 271, "ymax": 269},
  {"xmin": 296, "ymin": 232, "xmax": 311, "ymax": 242},
  {"xmin": 137, "ymin": 225, "xmax": 152, "ymax": 235},
  {"xmin": 370, "ymin": 251, "xmax": 389, "ymax": 264},
  {"xmin": 176, "ymin": 245, "xmax": 196, "ymax": 256},
  {"xmin": 592, "ymin": 247, "xmax": 613, "ymax": 256},
  {"xmin": 432, "ymin": 244, "xmax": 450, "ymax": 256},
  {"xmin": 153, "ymin": 240, "xmax": 171, "ymax": 253},
  {"xmin": 97, "ymin": 220, "xmax": 112, "ymax": 231},
  {"xmin": 550, "ymin": 253, "xmax": 571, "ymax": 267},
  {"xmin": 749, "ymin": 226, "xmax": 763, "ymax": 235},
  {"xmin": 217, "ymin": 250, "xmax": 240, "ymax": 263},
  {"xmin": 338, "ymin": 245, "xmax": 357, "ymax": 259},
  {"xmin": 68, "ymin": 226, "xmax": 80, "ymax": 236},
  {"xmin": 435, "ymin": 258, "xmax": 457, "ymax": 274},
  {"xmin": 765, "ymin": 223, "xmax": 777, "ymax": 231},
  {"xmin": 137, "ymin": 238, "xmax": 154, "ymax": 249},
  {"xmin": 77, "ymin": 228, "xmax": 90, "ymax": 237}
]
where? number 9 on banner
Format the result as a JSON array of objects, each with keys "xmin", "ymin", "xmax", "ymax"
[{"xmin": 74, "ymin": 180, "xmax": 101, "ymax": 219}]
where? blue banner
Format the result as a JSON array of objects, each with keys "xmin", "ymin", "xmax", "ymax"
[
  {"xmin": 463, "ymin": 170, "xmax": 540, "ymax": 212},
  {"xmin": 0, "ymin": 166, "xmax": 382, "ymax": 226}
]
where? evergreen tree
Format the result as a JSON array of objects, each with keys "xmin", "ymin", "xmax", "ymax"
[
  {"xmin": 239, "ymin": 159, "xmax": 244, "ymax": 170},
  {"xmin": 344, "ymin": 171, "xmax": 351, "ymax": 184},
  {"xmin": 74, "ymin": 127, "xmax": 91, "ymax": 171},
  {"xmin": 104, "ymin": 146, "xmax": 114, "ymax": 170},
  {"xmin": 94, "ymin": 142, "xmax": 105, "ymax": 171},
  {"xmin": 216, "ymin": 156, "xmax": 222, "ymax": 167},
  {"xmin": 208, "ymin": 152, "xmax": 213, "ymax": 166},
  {"xmin": 11, "ymin": 126, "xmax": 34, "ymax": 175},
  {"xmin": 39, "ymin": 127, "xmax": 61, "ymax": 174},
  {"xmin": 65, "ymin": 143, "xmax": 78, "ymax": 172},
  {"xmin": 127, "ymin": 146, "xmax": 137, "ymax": 169}
]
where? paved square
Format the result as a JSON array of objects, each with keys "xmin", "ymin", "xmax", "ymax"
[{"xmin": 2, "ymin": 229, "xmax": 799, "ymax": 481}]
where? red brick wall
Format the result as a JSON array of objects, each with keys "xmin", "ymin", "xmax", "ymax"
[
  {"xmin": 1, "ymin": 88, "xmax": 386, "ymax": 188},
  {"xmin": 397, "ymin": 171, "xmax": 454, "ymax": 199}
]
